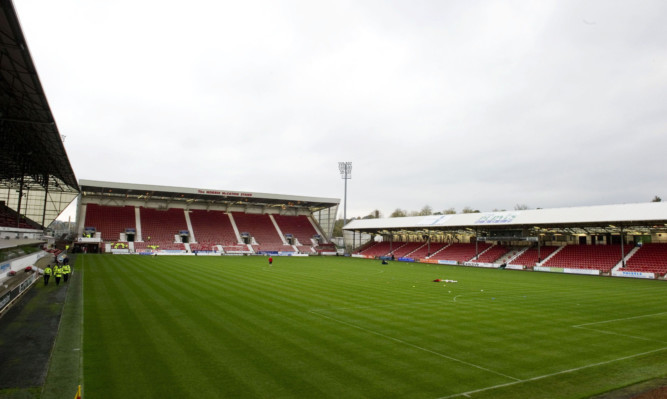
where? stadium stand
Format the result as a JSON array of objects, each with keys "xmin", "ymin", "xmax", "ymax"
[
  {"xmin": 511, "ymin": 245, "xmax": 560, "ymax": 267},
  {"xmin": 0, "ymin": 1, "xmax": 80, "ymax": 236},
  {"xmin": 429, "ymin": 242, "xmax": 492, "ymax": 262},
  {"xmin": 133, "ymin": 241, "xmax": 186, "ymax": 252},
  {"xmin": 390, "ymin": 242, "xmax": 424, "ymax": 258},
  {"xmin": 352, "ymin": 240, "xmax": 376, "ymax": 254},
  {"xmin": 543, "ymin": 244, "xmax": 633, "ymax": 272},
  {"xmin": 623, "ymin": 243, "xmax": 667, "ymax": 276},
  {"xmin": 355, "ymin": 241, "xmax": 397, "ymax": 257},
  {"xmin": 471, "ymin": 244, "xmax": 509, "ymax": 263},
  {"xmin": 188, "ymin": 242, "xmax": 214, "ymax": 252},
  {"xmin": 79, "ymin": 205, "xmax": 330, "ymax": 254},
  {"xmin": 409, "ymin": 242, "xmax": 448, "ymax": 259},
  {"xmin": 0, "ymin": 203, "xmax": 41, "ymax": 229},
  {"xmin": 188, "ymin": 209, "xmax": 239, "ymax": 248},
  {"xmin": 273, "ymin": 215, "xmax": 319, "ymax": 252},
  {"xmin": 232, "ymin": 213, "xmax": 293, "ymax": 252},
  {"xmin": 84, "ymin": 204, "xmax": 136, "ymax": 241},
  {"xmin": 138, "ymin": 207, "xmax": 188, "ymax": 251},
  {"xmin": 315, "ymin": 243, "xmax": 337, "ymax": 254}
]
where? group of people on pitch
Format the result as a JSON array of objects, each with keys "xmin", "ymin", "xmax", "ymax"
[{"xmin": 43, "ymin": 261, "xmax": 71, "ymax": 286}]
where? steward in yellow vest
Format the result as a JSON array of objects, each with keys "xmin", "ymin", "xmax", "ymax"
[
  {"xmin": 62, "ymin": 264, "xmax": 71, "ymax": 283},
  {"xmin": 43, "ymin": 265, "xmax": 52, "ymax": 286},
  {"xmin": 54, "ymin": 265, "xmax": 63, "ymax": 286}
]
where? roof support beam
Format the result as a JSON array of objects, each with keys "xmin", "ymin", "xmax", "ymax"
[
  {"xmin": 620, "ymin": 227, "xmax": 626, "ymax": 268},
  {"xmin": 41, "ymin": 172, "xmax": 48, "ymax": 227},
  {"xmin": 16, "ymin": 172, "xmax": 24, "ymax": 228}
]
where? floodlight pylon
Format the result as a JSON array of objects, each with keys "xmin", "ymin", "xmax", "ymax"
[{"xmin": 338, "ymin": 161, "xmax": 352, "ymax": 233}]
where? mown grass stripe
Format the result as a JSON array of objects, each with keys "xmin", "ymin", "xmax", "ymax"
[
  {"xmin": 80, "ymin": 255, "xmax": 667, "ymax": 399},
  {"xmin": 85, "ymin": 257, "xmax": 189, "ymax": 398}
]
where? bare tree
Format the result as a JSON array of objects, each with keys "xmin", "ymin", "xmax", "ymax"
[
  {"xmin": 462, "ymin": 206, "xmax": 477, "ymax": 214},
  {"xmin": 514, "ymin": 204, "xmax": 530, "ymax": 210},
  {"xmin": 443, "ymin": 207, "xmax": 456, "ymax": 214},
  {"xmin": 419, "ymin": 205, "xmax": 433, "ymax": 216},
  {"xmin": 652, "ymin": 195, "xmax": 662, "ymax": 202},
  {"xmin": 362, "ymin": 209, "xmax": 382, "ymax": 219},
  {"xmin": 390, "ymin": 208, "xmax": 407, "ymax": 218}
]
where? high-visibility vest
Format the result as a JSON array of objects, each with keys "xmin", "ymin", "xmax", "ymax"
[
  {"xmin": 54, "ymin": 267, "xmax": 62, "ymax": 278},
  {"xmin": 63, "ymin": 265, "xmax": 71, "ymax": 274},
  {"xmin": 44, "ymin": 267, "xmax": 52, "ymax": 276}
]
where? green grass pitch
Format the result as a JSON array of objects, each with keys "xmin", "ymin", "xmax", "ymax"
[{"xmin": 80, "ymin": 254, "xmax": 667, "ymax": 398}]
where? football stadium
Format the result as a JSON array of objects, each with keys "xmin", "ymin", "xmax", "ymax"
[{"xmin": 2, "ymin": 1, "xmax": 667, "ymax": 398}]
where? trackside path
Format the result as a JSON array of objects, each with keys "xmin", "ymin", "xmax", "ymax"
[
  {"xmin": 0, "ymin": 256, "xmax": 65, "ymax": 398},
  {"xmin": 41, "ymin": 254, "xmax": 83, "ymax": 399}
]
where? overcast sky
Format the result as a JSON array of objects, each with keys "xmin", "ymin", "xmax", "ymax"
[{"xmin": 14, "ymin": 0, "xmax": 667, "ymax": 219}]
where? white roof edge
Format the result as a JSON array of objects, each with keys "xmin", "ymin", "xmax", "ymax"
[
  {"xmin": 79, "ymin": 179, "xmax": 340, "ymax": 204},
  {"xmin": 344, "ymin": 202, "xmax": 667, "ymax": 230}
]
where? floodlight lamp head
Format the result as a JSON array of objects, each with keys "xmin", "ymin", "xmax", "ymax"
[{"xmin": 338, "ymin": 161, "xmax": 352, "ymax": 177}]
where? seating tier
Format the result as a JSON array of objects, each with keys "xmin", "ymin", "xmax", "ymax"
[
  {"xmin": 273, "ymin": 215, "xmax": 318, "ymax": 247},
  {"xmin": 430, "ymin": 242, "xmax": 492, "ymax": 262},
  {"xmin": 233, "ymin": 213, "xmax": 292, "ymax": 252},
  {"xmin": 472, "ymin": 245, "xmax": 509, "ymax": 263},
  {"xmin": 356, "ymin": 241, "xmax": 396, "ymax": 257},
  {"xmin": 189, "ymin": 210, "xmax": 238, "ymax": 246},
  {"xmin": 543, "ymin": 244, "xmax": 633, "ymax": 272},
  {"xmin": 410, "ymin": 243, "xmax": 448, "ymax": 259},
  {"xmin": 390, "ymin": 242, "xmax": 424, "ymax": 258},
  {"xmin": 140, "ymin": 207, "xmax": 188, "ymax": 248},
  {"xmin": 624, "ymin": 243, "xmax": 667, "ymax": 276},
  {"xmin": 84, "ymin": 204, "xmax": 135, "ymax": 241},
  {"xmin": 512, "ymin": 245, "xmax": 559, "ymax": 267}
]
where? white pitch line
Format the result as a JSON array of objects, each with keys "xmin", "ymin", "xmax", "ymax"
[
  {"xmin": 572, "ymin": 311, "xmax": 667, "ymax": 344},
  {"xmin": 573, "ymin": 325, "xmax": 667, "ymax": 344},
  {"xmin": 572, "ymin": 311, "xmax": 667, "ymax": 328},
  {"xmin": 436, "ymin": 346, "xmax": 667, "ymax": 399},
  {"xmin": 309, "ymin": 310, "xmax": 521, "ymax": 382}
]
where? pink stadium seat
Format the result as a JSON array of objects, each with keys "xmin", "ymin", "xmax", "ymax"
[
  {"xmin": 623, "ymin": 243, "xmax": 667, "ymax": 276},
  {"xmin": 512, "ymin": 246, "xmax": 559, "ymax": 267},
  {"xmin": 543, "ymin": 244, "xmax": 632, "ymax": 272},
  {"xmin": 429, "ymin": 242, "xmax": 492, "ymax": 263},
  {"xmin": 0, "ymin": 202, "xmax": 42, "ymax": 229},
  {"xmin": 409, "ymin": 243, "xmax": 448, "ymax": 259},
  {"xmin": 233, "ymin": 213, "xmax": 294, "ymax": 252},
  {"xmin": 390, "ymin": 242, "xmax": 424, "ymax": 258},
  {"xmin": 189, "ymin": 210, "xmax": 238, "ymax": 246},
  {"xmin": 356, "ymin": 241, "xmax": 401, "ymax": 257},
  {"xmin": 273, "ymin": 215, "xmax": 320, "ymax": 251},
  {"xmin": 316, "ymin": 243, "xmax": 337, "ymax": 253},
  {"xmin": 84, "ymin": 204, "xmax": 136, "ymax": 242},
  {"xmin": 472, "ymin": 245, "xmax": 510, "ymax": 263},
  {"xmin": 139, "ymin": 207, "xmax": 188, "ymax": 250}
]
